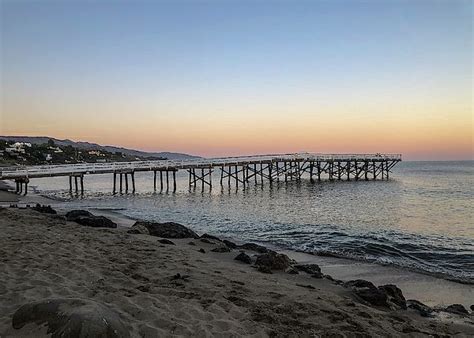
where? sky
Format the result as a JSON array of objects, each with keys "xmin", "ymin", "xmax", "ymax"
[{"xmin": 1, "ymin": 0, "xmax": 472, "ymax": 160}]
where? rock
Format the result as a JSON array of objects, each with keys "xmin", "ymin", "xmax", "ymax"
[
  {"xmin": 442, "ymin": 304, "xmax": 469, "ymax": 316},
  {"xmin": 129, "ymin": 221, "xmax": 198, "ymax": 239},
  {"xmin": 407, "ymin": 300, "xmax": 433, "ymax": 317},
  {"xmin": 471, "ymin": 305, "xmax": 474, "ymax": 311},
  {"xmin": 200, "ymin": 238, "xmax": 215, "ymax": 244},
  {"xmin": 257, "ymin": 265, "xmax": 272, "ymax": 274},
  {"xmin": 12, "ymin": 298, "xmax": 129, "ymax": 337},
  {"xmin": 188, "ymin": 241, "xmax": 196, "ymax": 246},
  {"xmin": 344, "ymin": 280, "xmax": 388, "ymax": 307},
  {"xmin": 294, "ymin": 264, "xmax": 321, "ymax": 275},
  {"xmin": 239, "ymin": 243, "xmax": 270, "ymax": 254},
  {"xmin": 378, "ymin": 284, "xmax": 406, "ymax": 309},
  {"xmin": 201, "ymin": 233, "xmax": 222, "ymax": 241},
  {"xmin": 65, "ymin": 210, "xmax": 94, "ymax": 221},
  {"xmin": 74, "ymin": 215, "xmax": 117, "ymax": 228},
  {"xmin": 32, "ymin": 204, "xmax": 57, "ymax": 214},
  {"xmin": 127, "ymin": 223, "xmax": 149, "ymax": 235},
  {"xmin": 223, "ymin": 240, "xmax": 237, "ymax": 249},
  {"xmin": 234, "ymin": 252, "xmax": 252, "ymax": 264},
  {"xmin": 211, "ymin": 246, "xmax": 231, "ymax": 253},
  {"xmin": 311, "ymin": 272, "xmax": 324, "ymax": 279},
  {"xmin": 287, "ymin": 268, "xmax": 299, "ymax": 274},
  {"xmin": 198, "ymin": 248, "xmax": 206, "ymax": 253},
  {"xmin": 158, "ymin": 239, "xmax": 175, "ymax": 245},
  {"xmin": 255, "ymin": 252, "xmax": 291, "ymax": 271}
]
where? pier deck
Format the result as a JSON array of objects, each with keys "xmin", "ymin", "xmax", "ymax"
[{"xmin": 0, "ymin": 153, "xmax": 401, "ymax": 195}]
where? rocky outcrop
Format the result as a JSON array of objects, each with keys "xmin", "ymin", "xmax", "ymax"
[
  {"xmin": 74, "ymin": 216, "xmax": 117, "ymax": 228},
  {"xmin": 127, "ymin": 221, "xmax": 198, "ymax": 239},
  {"xmin": 294, "ymin": 264, "xmax": 323, "ymax": 278},
  {"xmin": 407, "ymin": 300, "xmax": 433, "ymax": 317},
  {"xmin": 344, "ymin": 280, "xmax": 388, "ymax": 307},
  {"xmin": 158, "ymin": 239, "xmax": 175, "ymax": 245},
  {"xmin": 12, "ymin": 298, "xmax": 129, "ymax": 337},
  {"xmin": 378, "ymin": 284, "xmax": 407, "ymax": 309},
  {"xmin": 255, "ymin": 252, "xmax": 291, "ymax": 271},
  {"xmin": 32, "ymin": 204, "xmax": 57, "ymax": 214},
  {"xmin": 65, "ymin": 210, "xmax": 94, "ymax": 221},
  {"xmin": 223, "ymin": 240, "xmax": 237, "ymax": 249},
  {"xmin": 239, "ymin": 243, "xmax": 270, "ymax": 254},
  {"xmin": 234, "ymin": 252, "xmax": 252, "ymax": 264},
  {"xmin": 344, "ymin": 280, "xmax": 408, "ymax": 309},
  {"xmin": 442, "ymin": 304, "xmax": 469, "ymax": 316}
]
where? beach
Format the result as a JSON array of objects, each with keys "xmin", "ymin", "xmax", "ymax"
[{"xmin": 0, "ymin": 203, "xmax": 473, "ymax": 337}]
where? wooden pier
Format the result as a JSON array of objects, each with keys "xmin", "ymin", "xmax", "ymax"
[{"xmin": 0, "ymin": 153, "xmax": 401, "ymax": 195}]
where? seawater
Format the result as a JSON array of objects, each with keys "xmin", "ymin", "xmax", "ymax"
[{"xmin": 30, "ymin": 161, "xmax": 473, "ymax": 283}]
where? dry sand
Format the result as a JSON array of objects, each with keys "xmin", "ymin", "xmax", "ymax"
[{"xmin": 1, "ymin": 208, "xmax": 473, "ymax": 337}]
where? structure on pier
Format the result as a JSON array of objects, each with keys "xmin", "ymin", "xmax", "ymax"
[{"xmin": 0, "ymin": 153, "xmax": 401, "ymax": 195}]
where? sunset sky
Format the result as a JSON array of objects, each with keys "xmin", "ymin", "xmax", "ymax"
[{"xmin": 1, "ymin": 0, "xmax": 472, "ymax": 160}]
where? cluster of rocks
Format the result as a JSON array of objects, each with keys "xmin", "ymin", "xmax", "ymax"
[{"xmin": 65, "ymin": 210, "xmax": 117, "ymax": 228}]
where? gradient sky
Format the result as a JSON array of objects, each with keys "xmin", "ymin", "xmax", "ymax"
[{"xmin": 1, "ymin": 0, "xmax": 472, "ymax": 160}]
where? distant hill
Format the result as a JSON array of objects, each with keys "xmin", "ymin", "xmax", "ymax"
[{"xmin": 0, "ymin": 136, "xmax": 201, "ymax": 160}]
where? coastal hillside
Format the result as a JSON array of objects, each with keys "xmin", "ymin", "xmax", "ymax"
[{"xmin": 0, "ymin": 136, "xmax": 200, "ymax": 165}]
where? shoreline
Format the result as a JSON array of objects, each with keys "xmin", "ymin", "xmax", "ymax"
[
  {"xmin": 1, "ymin": 207, "xmax": 473, "ymax": 336},
  {"xmin": 0, "ymin": 185, "xmax": 472, "ymax": 309}
]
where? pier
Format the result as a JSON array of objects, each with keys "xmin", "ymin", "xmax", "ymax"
[{"xmin": 0, "ymin": 153, "xmax": 401, "ymax": 195}]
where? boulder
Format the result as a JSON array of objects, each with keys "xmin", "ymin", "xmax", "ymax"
[
  {"xmin": 378, "ymin": 284, "xmax": 407, "ymax": 309},
  {"xmin": 32, "ymin": 204, "xmax": 57, "ymax": 214},
  {"xmin": 406, "ymin": 300, "xmax": 433, "ymax": 317},
  {"xmin": 223, "ymin": 240, "xmax": 238, "ymax": 249},
  {"xmin": 442, "ymin": 304, "xmax": 469, "ymax": 316},
  {"xmin": 239, "ymin": 243, "xmax": 270, "ymax": 254},
  {"xmin": 211, "ymin": 246, "xmax": 231, "ymax": 253},
  {"xmin": 128, "ymin": 221, "xmax": 198, "ymax": 239},
  {"xmin": 294, "ymin": 264, "xmax": 321, "ymax": 275},
  {"xmin": 234, "ymin": 252, "xmax": 252, "ymax": 264},
  {"xmin": 471, "ymin": 305, "xmax": 474, "ymax": 311},
  {"xmin": 12, "ymin": 298, "xmax": 129, "ymax": 337},
  {"xmin": 255, "ymin": 252, "xmax": 291, "ymax": 271},
  {"xmin": 74, "ymin": 216, "xmax": 117, "ymax": 229},
  {"xmin": 344, "ymin": 280, "xmax": 388, "ymax": 307},
  {"xmin": 65, "ymin": 210, "xmax": 94, "ymax": 221}
]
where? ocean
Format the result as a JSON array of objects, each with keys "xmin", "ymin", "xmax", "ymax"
[{"xmin": 30, "ymin": 160, "xmax": 473, "ymax": 284}]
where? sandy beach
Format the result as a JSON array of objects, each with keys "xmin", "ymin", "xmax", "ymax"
[{"xmin": 0, "ymin": 206, "xmax": 473, "ymax": 337}]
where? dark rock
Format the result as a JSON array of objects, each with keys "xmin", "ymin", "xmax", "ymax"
[
  {"xmin": 378, "ymin": 284, "xmax": 407, "ymax": 309},
  {"xmin": 127, "ymin": 229, "xmax": 141, "ymax": 234},
  {"xmin": 188, "ymin": 241, "xmax": 196, "ymax": 246},
  {"xmin": 239, "ymin": 243, "xmax": 270, "ymax": 254},
  {"xmin": 406, "ymin": 299, "xmax": 433, "ymax": 317},
  {"xmin": 65, "ymin": 210, "xmax": 94, "ymax": 221},
  {"xmin": 12, "ymin": 298, "xmax": 129, "ymax": 337},
  {"xmin": 201, "ymin": 233, "xmax": 222, "ymax": 241},
  {"xmin": 200, "ymin": 238, "xmax": 215, "ymax": 244},
  {"xmin": 198, "ymin": 248, "xmax": 206, "ymax": 253},
  {"xmin": 311, "ymin": 272, "xmax": 324, "ymax": 279},
  {"xmin": 223, "ymin": 240, "xmax": 237, "ymax": 249},
  {"xmin": 471, "ymin": 305, "xmax": 474, "ymax": 311},
  {"xmin": 130, "ymin": 221, "xmax": 198, "ymax": 239},
  {"xmin": 234, "ymin": 252, "xmax": 252, "ymax": 264},
  {"xmin": 344, "ymin": 280, "xmax": 388, "ymax": 307},
  {"xmin": 158, "ymin": 239, "xmax": 175, "ymax": 245},
  {"xmin": 255, "ymin": 252, "xmax": 291, "ymax": 270},
  {"xmin": 442, "ymin": 304, "xmax": 469, "ymax": 316},
  {"xmin": 294, "ymin": 264, "xmax": 321, "ymax": 275},
  {"xmin": 32, "ymin": 204, "xmax": 57, "ymax": 214},
  {"xmin": 211, "ymin": 246, "xmax": 231, "ymax": 253},
  {"xmin": 74, "ymin": 215, "xmax": 117, "ymax": 228},
  {"xmin": 257, "ymin": 265, "xmax": 272, "ymax": 274},
  {"xmin": 287, "ymin": 268, "xmax": 299, "ymax": 274}
]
